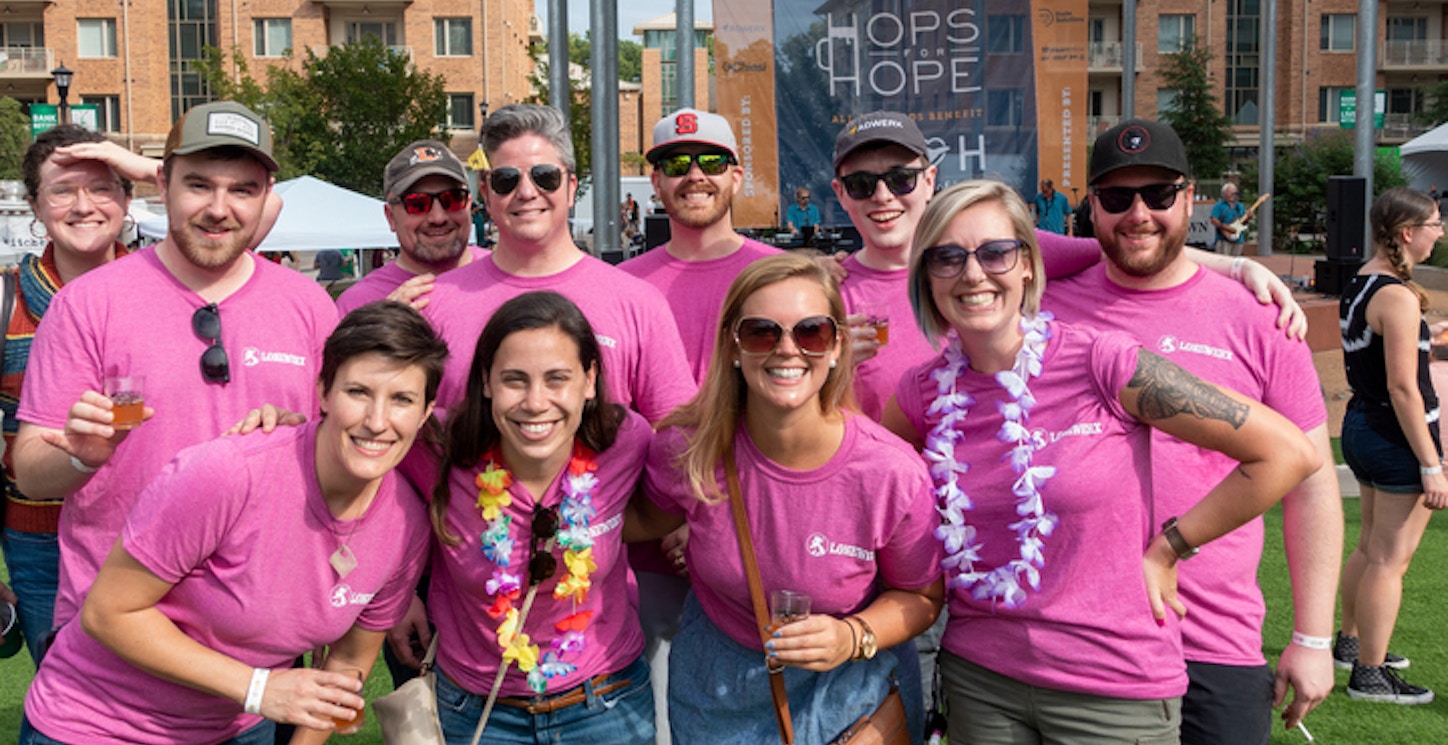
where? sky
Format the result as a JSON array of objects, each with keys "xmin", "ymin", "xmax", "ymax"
[{"xmin": 534, "ymin": 0, "xmax": 713, "ymax": 41}]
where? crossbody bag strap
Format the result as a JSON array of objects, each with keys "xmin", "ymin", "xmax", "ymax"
[
  {"xmin": 0, "ymin": 269, "xmax": 15, "ymax": 376},
  {"xmin": 725, "ymin": 449, "xmax": 795, "ymax": 745}
]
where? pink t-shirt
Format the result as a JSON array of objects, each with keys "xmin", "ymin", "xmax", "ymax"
[
  {"xmin": 644, "ymin": 416, "xmax": 941, "ymax": 649},
  {"xmin": 18, "ymin": 247, "xmax": 338, "ymax": 625},
  {"xmin": 1044, "ymin": 263, "xmax": 1327, "ymax": 666},
  {"xmin": 426, "ymin": 411, "xmax": 652, "ymax": 696},
  {"xmin": 618, "ymin": 238, "xmax": 781, "ymax": 383},
  {"xmin": 335, "ymin": 246, "xmax": 490, "ymax": 316},
  {"xmin": 424, "ymin": 254, "xmax": 696, "ymax": 422},
  {"xmin": 24, "ymin": 423, "xmax": 430, "ymax": 744},
  {"xmin": 896, "ymin": 321, "xmax": 1188, "ymax": 699}
]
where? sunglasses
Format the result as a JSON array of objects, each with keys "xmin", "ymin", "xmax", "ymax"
[
  {"xmin": 656, "ymin": 152, "xmax": 735, "ymax": 178},
  {"xmin": 488, "ymin": 164, "xmax": 566, "ymax": 196},
  {"xmin": 734, "ymin": 316, "xmax": 839, "ymax": 357},
  {"xmin": 838, "ymin": 167, "xmax": 924, "ymax": 201},
  {"xmin": 923, "ymin": 240, "xmax": 1023, "ymax": 279},
  {"xmin": 191, "ymin": 304, "xmax": 230, "ymax": 384},
  {"xmin": 1092, "ymin": 182, "xmax": 1188, "ymax": 214},
  {"xmin": 528, "ymin": 506, "xmax": 560, "ymax": 586},
  {"xmin": 393, "ymin": 187, "xmax": 469, "ymax": 216}
]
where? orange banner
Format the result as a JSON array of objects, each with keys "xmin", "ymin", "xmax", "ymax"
[
  {"xmin": 714, "ymin": 2, "xmax": 780, "ymax": 228},
  {"xmin": 1031, "ymin": 1, "xmax": 1090, "ymax": 193}
]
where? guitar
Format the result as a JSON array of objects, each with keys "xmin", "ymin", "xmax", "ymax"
[{"xmin": 1221, "ymin": 194, "xmax": 1271, "ymax": 240}]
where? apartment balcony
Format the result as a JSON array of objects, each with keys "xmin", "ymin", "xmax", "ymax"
[
  {"xmin": 1088, "ymin": 42, "xmax": 1142, "ymax": 72},
  {"xmin": 1381, "ymin": 112, "xmax": 1433, "ymax": 141},
  {"xmin": 1382, "ymin": 39, "xmax": 1448, "ymax": 69},
  {"xmin": 0, "ymin": 46, "xmax": 53, "ymax": 79},
  {"xmin": 309, "ymin": 44, "xmax": 412, "ymax": 59}
]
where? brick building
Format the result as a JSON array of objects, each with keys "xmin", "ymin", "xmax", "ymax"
[{"xmin": 632, "ymin": 11, "xmax": 712, "ymax": 154}]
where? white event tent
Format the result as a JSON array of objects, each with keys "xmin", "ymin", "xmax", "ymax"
[{"xmin": 1400, "ymin": 122, "xmax": 1448, "ymax": 194}]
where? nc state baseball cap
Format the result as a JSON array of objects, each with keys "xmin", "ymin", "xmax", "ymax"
[
  {"xmin": 833, "ymin": 111, "xmax": 928, "ymax": 171},
  {"xmin": 383, "ymin": 140, "xmax": 468, "ymax": 198},
  {"xmin": 647, "ymin": 108, "xmax": 739, "ymax": 163},
  {"xmin": 164, "ymin": 101, "xmax": 278, "ymax": 172},
  {"xmin": 1089, "ymin": 118, "xmax": 1192, "ymax": 184}
]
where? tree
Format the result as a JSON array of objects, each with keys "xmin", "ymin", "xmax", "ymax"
[
  {"xmin": 0, "ymin": 98, "xmax": 32, "ymax": 179},
  {"xmin": 527, "ymin": 43, "xmax": 593, "ymax": 187},
  {"xmin": 1414, "ymin": 80, "xmax": 1448, "ymax": 128},
  {"xmin": 619, "ymin": 40, "xmax": 643, "ymax": 83},
  {"xmin": 1159, "ymin": 40, "xmax": 1234, "ymax": 183},
  {"xmin": 198, "ymin": 39, "xmax": 448, "ymax": 196}
]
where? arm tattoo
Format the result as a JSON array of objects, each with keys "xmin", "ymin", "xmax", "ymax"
[{"xmin": 1127, "ymin": 350, "xmax": 1249, "ymax": 429}]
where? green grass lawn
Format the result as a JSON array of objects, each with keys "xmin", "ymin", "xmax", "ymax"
[{"xmin": 2, "ymin": 499, "xmax": 1445, "ymax": 742}]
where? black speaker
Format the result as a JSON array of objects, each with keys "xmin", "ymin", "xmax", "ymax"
[
  {"xmin": 1315, "ymin": 258, "xmax": 1363, "ymax": 296},
  {"xmin": 645, "ymin": 214, "xmax": 671, "ymax": 249},
  {"xmin": 1326, "ymin": 176, "xmax": 1367, "ymax": 261}
]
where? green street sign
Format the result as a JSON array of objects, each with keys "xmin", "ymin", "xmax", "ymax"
[
  {"xmin": 1340, "ymin": 90, "xmax": 1386, "ymax": 129},
  {"xmin": 29, "ymin": 104, "xmax": 57, "ymax": 137}
]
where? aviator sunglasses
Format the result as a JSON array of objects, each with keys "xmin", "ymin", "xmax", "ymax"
[
  {"xmin": 923, "ymin": 240, "xmax": 1023, "ymax": 278},
  {"xmin": 656, "ymin": 152, "xmax": 735, "ymax": 178},
  {"xmin": 734, "ymin": 316, "xmax": 839, "ymax": 357},
  {"xmin": 392, "ymin": 187, "xmax": 469, "ymax": 216},
  {"xmin": 191, "ymin": 303, "xmax": 230, "ymax": 384},
  {"xmin": 488, "ymin": 164, "xmax": 566, "ymax": 196},
  {"xmin": 1092, "ymin": 182, "xmax": 1188, "ymax": 214},
  {"xmin": 838, "ymin": 167, "xmax": 925, "ymax": 201}
]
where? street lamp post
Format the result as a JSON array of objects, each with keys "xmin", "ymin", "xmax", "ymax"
[
  {"xmin": 50, "ymin": 64, "xmax": 73, "ymax": 125},
  {"xmin": 478, "ymin": 101, "xmax": 489, "ymax": 133}
]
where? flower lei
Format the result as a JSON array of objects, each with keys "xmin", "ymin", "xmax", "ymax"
[
  {"xmin": 475, "ymin": 443, "xmax": 599, "ymax": 693},
  {"xmin": 925, "ymin": 313, "xmax": 1057, "ymax": 610}
]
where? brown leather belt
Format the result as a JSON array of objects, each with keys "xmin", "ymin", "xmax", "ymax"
[{"xmin": 493, "ymin": 674, "xmax": 630, "ymax": 714}]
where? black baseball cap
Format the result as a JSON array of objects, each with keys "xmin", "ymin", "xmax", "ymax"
[
  {"xmin": 1089, "ymin": 119, "xmax": 1191, "ymax": 184},
  {"xmin": 832, "ymin": 111, "xmax": 928, "ymax": 172}
]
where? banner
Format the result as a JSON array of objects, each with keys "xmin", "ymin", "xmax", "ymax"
[
  {"xmin": 29, "ymin": 104, "xmax": 57, "ymax": 138},
  {"xmin": 715, "ymin": 0, "xmax": 1087, "ymax": 229}
]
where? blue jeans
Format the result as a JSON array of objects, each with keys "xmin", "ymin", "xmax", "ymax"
[
  {"xmin": 1, "ymin": 527, "xmax": 59, "ymax": 666},
  {"xmin": 20, "ymin": 715, "xmax": 275, "ymax": 745},
  {"xmin": 435, "ymin": 654, "xmax": 655, "ymax": 744}
]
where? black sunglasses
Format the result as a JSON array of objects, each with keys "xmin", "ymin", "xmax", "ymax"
[
  {"xmin": 528, "ymin": 506, "xmax": 561, "ymax": 586},
  {"xmin": 1092, "ymin": 182, "xmax": 1188, "ymax": 214},
  {"xmin": 839, "ymin": 167, "xmax": 924, "ymax": 201},
  {"xmin": 923, "ymin": 240, "xmax": 1023, "ymax": 279},
  {"xmin": 488, "ymin": 164, "xmax": 566, "ymax": 196},
  {"xmin": 191, "ymin": 304, "xmax": 230, "ymax": 384},
  {"xmin": 734, "ymin": 316, "xmax": 839, "ymax": 357},
  {"xmin": 393, "ymin": 187, "xmax": 469, "ymax": 216},
  {"xmin": 656, "ymin": 152, "xmax": 734, "ymax": 178}
]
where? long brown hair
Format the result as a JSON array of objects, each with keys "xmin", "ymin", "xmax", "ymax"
[
  {"xmin": 1370, "ymin": 187, "xmax": 1436, "ymax": 312},
  {"xmin": 660, "ymin": 253, "xmax": 853, "ymax": 504}
]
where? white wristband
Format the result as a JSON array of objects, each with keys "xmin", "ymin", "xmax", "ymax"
[
  {"xmin": 1421, "ymin": 465, "xmax": 1443, "ymax": 476},
  {"xmin": 1291, "ymin": 631, "xmax": 1332, "ymax": 650},
  {"xmin": 244, "ymin": 667, "xmax": 269, "ymax": 715},
  {"xmin": 69, "ymin": 455, "xmax": 98, "ymax": 474},
  {"xmin": 1229, "ymin": 257, "xmax": 1246, "ymax": 282}
]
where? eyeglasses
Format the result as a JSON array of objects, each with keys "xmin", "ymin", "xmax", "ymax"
[
  {"xmin": 656, "ymin": 152, "xmax": 735, "ymax": 178},
  {"xmin": 488, "ymin": 164, "xmax": 566, "ymax": 196},
  {"xmin": 1092, "ymin": 182, "xmax": 1188, "ymax": 214},
  {"xmin": 734, "ymin": 316, "xmax": 839, "ymax": 357},
  {"xmin": 392, "ymin": 187, "xmax": 469, "ymax": 216},
  {"xmin": 1417, "ymin": 220, "xmax": 1445, "ymax": 229},
  {"xmin": 923, "ymin": 240, "xmax": 1023, "ymax": 278},
  {"xmin": 528, "ymin": 506, "xmax": 560, "ymax": 586},
  {"xmin": 40, "ymin": 181, "xmax": 122, "ymax": 210},
  {"xmin": 191, "ymin": 304, "xmax": 230, "ymax": 384}
]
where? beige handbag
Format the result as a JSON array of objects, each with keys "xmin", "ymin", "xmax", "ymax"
[{"xmin": 372, "ymin": 635, "xmax": 446, "ymax": 745}]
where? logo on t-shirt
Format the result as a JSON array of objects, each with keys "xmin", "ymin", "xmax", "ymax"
[
  {"xmin": 1157, "ymin": 335, "xmax": 1234, "ymax": 362},
  {"xmin": 805, "ymin": 532, "xmax": 875, "ymax": 561},
  {"xmin": 243, "ymin": 346, "xmax": 310, "ymax": 368},
  {"xmin": 330, "ymin": 585, "xmax": 377, "ymax": 608},
  {"xmin": 1033, "ymin": 422, "xmax": 1105, "ymax": 445}
]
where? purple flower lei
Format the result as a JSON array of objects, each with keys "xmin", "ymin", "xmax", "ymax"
[{"xmin": 925, "ymin": 313, "xmax": 1058, "ymax": 610}]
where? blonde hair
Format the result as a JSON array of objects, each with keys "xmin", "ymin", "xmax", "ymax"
[
  {"xmin": 1370, "ymin": 187, "xmax": 1436, "ymax": 313},
  {"xmin": 660, "ymin": 253, "xmax": 854, "ymax": 504},
  {"xmin": 907, "ymin": 180, "xmax": 1046, "ymax": 344}
]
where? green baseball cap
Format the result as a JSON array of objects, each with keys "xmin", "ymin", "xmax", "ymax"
[{"xmin": 164, "ymin": 101, "xmax": 278, "ymax": 172}]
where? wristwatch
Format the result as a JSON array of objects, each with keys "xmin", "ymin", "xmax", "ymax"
[
  {"xmin": 849, "ymin": 615, "xmax": 878, "ymax": 661},
  {"xmin": 1160, "ymin": 517, "xmax": 1199, "ymax": 560}
]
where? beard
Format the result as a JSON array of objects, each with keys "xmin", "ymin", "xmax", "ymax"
[
  {"xmin": 1099, "ymin": 214, "xmax": 1189, "ymax": 278},
  {"xmin": 406, "ymin": 232, "xmax": 467, "ymax": 266},
  {"xmin": 663, "ymin": 184, "xmax": 732, "ymax": 229},
  {"xmin": 172, "ymin": 218, "xmax": 254, "ymax": 270}
]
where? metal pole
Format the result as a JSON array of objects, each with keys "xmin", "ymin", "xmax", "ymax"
[
  {"xmin": 591, "ymin": 0, "xmax": 621, "ymax": 255},
  {"xmin": 677, "ymin": 0, "xmax": 695, "ymax": 109},
  {"xmin": 1122, "ymin": 0, "xmax": 1136, "ymax": 118},
  {"xmin": 548, "ymin": 0, "xmax": 569, "ymax": 122},
  {"xmin": 1355, "ymin": 0, "xmax": 1377, "ymax": 253},
  {"xmin": 1257, "ymin": 0, "xmax": 1275, "ymax": 256}
]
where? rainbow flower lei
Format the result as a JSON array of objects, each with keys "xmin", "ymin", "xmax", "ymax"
[
  {"xmin": 476, "ymin": 443, "xmax": 599, "ymax": 693},
  {"xmin": 925, "ymin": 313, "xmax": 1057, "ymax": 610}
]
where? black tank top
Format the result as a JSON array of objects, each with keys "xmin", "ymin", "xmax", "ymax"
[{"xmin": 1340, "ymin": 273, "xmax": 1442, "ymax": 454}]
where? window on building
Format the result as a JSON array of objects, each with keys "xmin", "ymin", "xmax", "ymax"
[
  {"xmin": 1387, "ymin": 16, "xmax": 1427, "ymax": 42},
  {"xmin": 1157, "ymin": 89, "xmax": 1180, "ymax": 116},
  {"xmin": 987, "ymin": 15, "xmax": 1025, "ymax": 54},
  {"xmin": 435, "ymin": 18, "xmax": 471, "ymax": 56},
  {"xmin": 1159, "ymin": 15, "xmax": 1195, "ymax": 53},
  {"xmin": 661, "ymin": 64, "xmax": 677, "ymax": 115},
  {"xmin": 1225, "ymin": 0, "xmax": 1260, "ymax": 125},
  {"xmin": 253, "ymin": 18, "xmax": 291, "ymax": 57},
  {"xmin": 1320, "ymin": 15, "xmax": 1355, "ymax": 52},
  {"xmin": 1388, "ymin": 87, "xmax": 1422, "ymax": 116},
  {"xmin": 78, "ymin": 18, "xmax": 117, "ymax": 58},
  {"xmin": 347, "ymin": 21, "xmax": 399, "ymax": 47},
  {"xmin": 0, "ymin": 23, "xmax": 43, "ymax": 47},
  {"xmin": 986, "ymin": 89, "xmax": 1024, "ymax": 127},
  {"xmin": 1089, "ymin": 17, "xmax": 1105, "ymax": 44},
  {"xmin": 1318, "ymin": 87, "xmax": 1353, "ymax": 123},
  {"xmin": 1089, "ymin": 90, "xmax": 1104, "ymax": 117},
  {"xmin": 447, "ymin": 93, "xmax": 475, "ymax": 130},
  {"xmin": 81, "ymin": 95, "xmax": 121, "ymax": 132},
  {"xmin": 169, "ymin": 0, "xmax": 215, "ymax": 121}
]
